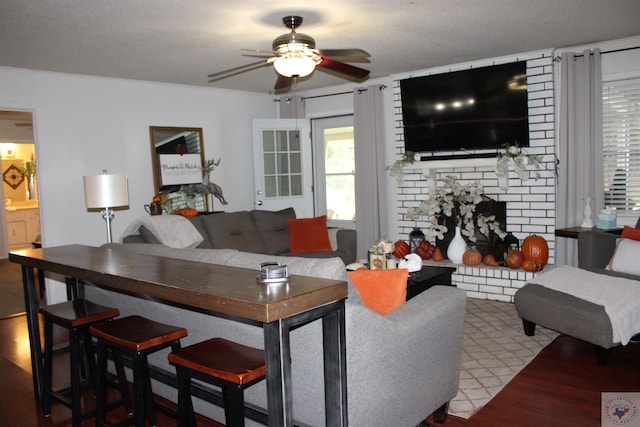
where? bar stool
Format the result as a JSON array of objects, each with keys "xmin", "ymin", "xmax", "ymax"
[
  {"xmin": 90, "ymin": 315, "xmax": 188, "ymax": 427},
  {"xmin": 39, "ymin": 299, "xmax": 131, "ymax": 427},
  {"xmin": 168, "ymin": 338, "xmax": 266, "ymax": 427}
]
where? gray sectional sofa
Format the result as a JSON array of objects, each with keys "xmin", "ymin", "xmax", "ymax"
[
  {"xmin": 122, "ymin": 207, "xmax": 357, "ymax": 266},
  {"xmin": 85, "ymin": 240, "xmax": 466, "ymax": 427}
]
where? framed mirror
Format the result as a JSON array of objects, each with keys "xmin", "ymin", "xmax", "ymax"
[{"xmin": 149, "ymin": 126, "xmax": 209, "ymax": 212}]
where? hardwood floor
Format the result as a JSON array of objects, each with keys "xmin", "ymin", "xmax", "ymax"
[{"xmin": 432, "ymin": 336, "xmax": 640, "ymax": 427}]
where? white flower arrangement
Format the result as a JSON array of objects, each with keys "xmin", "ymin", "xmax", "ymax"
[
  {"xmin": 496, "ymin": 141, "xmax": 542, "ymax": 183},
  {"xmin": 371, "ymin": 239, "xmax": 395, "ymax": 254},
  {"xmin": 407, "ymin": 176, "xmax": 507, "ymax": 242},
  {"xmin": 387, "ymin": 151, "xmax": 421, "ymax": 184}
]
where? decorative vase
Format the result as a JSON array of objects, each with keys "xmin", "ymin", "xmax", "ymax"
[
  {"xmin": 447, "ymin": 226, "xmax": 466, "ymax": 264},
  {"xmin": 27, "ymin": 174, "xmax": 35, "ymax": 200},
  {"xmin": 581, "ymin": 197, "xmax": 594, "ymax": 228}
]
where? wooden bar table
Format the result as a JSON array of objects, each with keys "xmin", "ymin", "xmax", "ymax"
[{"xmin": 9, "ymin": 244, "xmax": 348, "ymax": 427}]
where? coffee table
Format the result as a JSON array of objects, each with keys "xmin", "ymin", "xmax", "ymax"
[{"xmin": 406, "ymin": 266, "xmax": 456, "ymax": 300}]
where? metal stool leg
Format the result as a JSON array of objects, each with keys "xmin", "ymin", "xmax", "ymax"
[
  {"xmin": 223, "ymin": 384, "xmax": 246, "ymax": 427},
  {"xmin": 132, "ymin": 353, "xmax": 147, "ymax": 427},
  {"xmin": 41, "ymin": 317, "xmax": 54, "ymax": 417},
  {"xmin": 142, "ymin": 355, "xmax": 157, "ymax": 427},
  {"xmin": 95, "ymin": 338, "xmax": 109, "ymax": 425},
  {"xmin": 69, "ymin": 329, "xmax": 83, "ymax": 427},
  {"xmin": 175, "ymin": 365, "xmax": 195, "ymax": 427}
]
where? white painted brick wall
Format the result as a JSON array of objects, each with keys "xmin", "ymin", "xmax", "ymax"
[{"xmin": 395, "ymin": 52, "xmax": 556, "ymax": 300}]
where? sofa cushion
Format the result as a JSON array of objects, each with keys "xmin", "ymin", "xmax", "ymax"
[
  {"xmin": 138, "ymin": 225, "xmax": 161, "ymax": 244},
  {"xmin": 621, "ymin": 225, "xmax": 640, "ymax": 241},
  {"xmin": 119, "ymin": 215, "xmax": 204, "ymax": 248},
  {"xmin": 287, "ymin": 215, "xmax": 332, "ymax": 255},
  {"xmin": 201, "ymin": 211, "xmax": 269, "ymax": 254},
  {"xmin": 608, "ymin": 238, "xmax": 640, "ymax": 276},
  {"xmin": 250, "ymin": 208, "xmax": 295, "ymax": 255},
  {"xmin": 348, "ymin": 269, "xmax": 408, "ymax": 315},
  {"xmin": 186, "ymin": 216, "xmax": 214, "ymax": 249}
]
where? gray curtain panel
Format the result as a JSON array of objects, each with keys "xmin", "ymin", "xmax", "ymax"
[
  {"xmin": 556, "ymin": 49, "xmax": 603, "ymax": 266},
  {"xmin": 354, "ymin": 84, "xmax": 388, "ymax": 260}
]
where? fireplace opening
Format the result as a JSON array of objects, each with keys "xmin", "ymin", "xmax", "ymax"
[{"xmin": 435, "ymin": 196, "xmax": 507, "ymax": 260}]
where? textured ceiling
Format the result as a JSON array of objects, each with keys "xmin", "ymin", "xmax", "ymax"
[{"xmin": 1, "ymin": 0, "xmax": 639, "ymax": 94}]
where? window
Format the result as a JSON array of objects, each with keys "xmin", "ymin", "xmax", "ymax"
[
  {"xmin": 602, "ymin": 77, "xmax": 640, "ymax": 217},
  {"xmin": 312, "ymin": 116, "xmax": 356, "ymax": 226},
  {"xmin": 261, "ymin": 129, "xmax": 302, "ymax": 198}
]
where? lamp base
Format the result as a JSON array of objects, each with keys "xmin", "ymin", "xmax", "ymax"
[{"xmin": 101, "ymin": 208, "xmax": 115, "ymax": 243}]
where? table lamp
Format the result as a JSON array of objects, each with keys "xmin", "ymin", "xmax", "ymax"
[{"xmin": 83, "ymin": 170, "xmax": 129, "ymax": 243}]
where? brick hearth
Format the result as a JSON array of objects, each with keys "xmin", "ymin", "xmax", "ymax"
[{"xmin": 423, "ymin": 260, "xmax": 550, "ymax": 302}]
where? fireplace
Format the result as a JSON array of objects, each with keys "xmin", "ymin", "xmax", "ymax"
[{"xmin": 435, "ymin": 196, "xmax": 507, "ymax": 259}]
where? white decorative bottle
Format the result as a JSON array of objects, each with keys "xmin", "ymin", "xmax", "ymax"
[
  {"xmin": 447, "ymin": 226, "xmax": 466, "ymax": 264},
  {"xmin": 581, "ymin": 197, "xmax": 594, "ymax": 228}
]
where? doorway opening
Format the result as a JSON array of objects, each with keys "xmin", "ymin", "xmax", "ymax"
[{"xmin": 0, "ymin": 110, "xmax": 42, "ymax": 317}]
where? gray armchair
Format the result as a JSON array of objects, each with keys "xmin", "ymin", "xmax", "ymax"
[{"xmin": 578, "ymin": 216, "xmax": 640, "ymax": 280}]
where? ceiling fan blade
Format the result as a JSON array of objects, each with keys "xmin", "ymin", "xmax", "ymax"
[
  {"xmin": 317, "ymin": 57, "xmax": 370, "ymax": 81},
  {"xmin": 207, "ymin": 60, "xmax": 270, "ymax": 82},
  {"xmin": 274, "ymin": 75, "xmax": 293, "ymax": 93},
  {"xmin": 318, "ymin": 48, "xmax": 371, "ymax": 62}
]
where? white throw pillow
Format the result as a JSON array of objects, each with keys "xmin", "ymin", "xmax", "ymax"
[{"xmin": 608, "ymin": 238, "xmax": 640, "ymax": 276}]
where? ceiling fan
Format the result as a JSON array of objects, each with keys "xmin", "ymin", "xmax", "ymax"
[{"xmin": 207, "ymin": 16, "xmax": 371, "ymax": 93}]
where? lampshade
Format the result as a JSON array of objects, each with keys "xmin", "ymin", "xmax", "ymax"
[
  {"xmin": 273, "ymin": 56, "xmax": 317, "ymax": 78},
  {"xmin": 83, "ymin": 173, "xmax": 129, "ymax": 209}
]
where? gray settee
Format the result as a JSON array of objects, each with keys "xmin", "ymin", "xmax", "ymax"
[
  {"xmin": 515, "ymin": 218, "xmax": 640, "ymax": 365},
  {"xmin": 85, "ymin": 242, "xmax": 466, "ymax": 427},
  {"xmin": 122, "ymin": 207, "xmax": 356, "ymax": 266}
]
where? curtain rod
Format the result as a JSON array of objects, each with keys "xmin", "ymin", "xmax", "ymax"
[
  {"xmin": 554, "ymin": 45, "xmax": 640, "ymax": 61},
  {"xmin": 274, "ymin": 90, "xmax": 352, "ymax": 103},
  {"xmin": 300, "ymin": 84, "xmax": 387, "ymax": 101},
  {"xmin": 301, "ymin": 90, "xmax": 353, "ymax": 101}
]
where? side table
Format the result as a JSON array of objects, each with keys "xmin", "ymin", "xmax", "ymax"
[
  {"xmin": 555, "ymin": 226, "xmax": 622, "ymax": 239},
  {"xmin": 406, "ymin": 266, "xmax": 456, "ymax": 300}
]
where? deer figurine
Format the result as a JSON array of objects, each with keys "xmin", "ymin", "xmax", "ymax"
[{"xmin": 197, "ymin": 158, "xmax": 228, "ymax": 205}]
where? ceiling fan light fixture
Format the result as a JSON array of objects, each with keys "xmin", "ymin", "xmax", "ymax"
[{"xmin": 273, "ymin": 55, "xmax": 317, "ymax": 78}]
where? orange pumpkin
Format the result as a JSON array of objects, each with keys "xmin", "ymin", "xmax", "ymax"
[
  {"xmin": 522, "ymin": 258, "xmax": 543, "ymax": 272},
  {"xmin": 521, "ymin": 235, "xmax": 549, "ymax": 267},
  {"xmin": 416, "ymin": 240, "xmax": 436, "ymax": 260},
  {"xmin": 483, "ymin": 254, "xmax": 500, "ymax": 267},
  {"xmin": 505, "ymin": 250, "xmax": 525, "ymax": 269},
  {"xmin": 179, "ymin": 208, "xmax": 198, "ymax": 217},
  {"xmin": 462, "ymin": 249, "xmax": 482, "ymax": 266},
  {"xmin": 432, "ymin": 247, "xmax": 444, "ymax": 262},
  {"xmin": 394, "ymin": 240, "xmax": 411, "ymax": 259}
]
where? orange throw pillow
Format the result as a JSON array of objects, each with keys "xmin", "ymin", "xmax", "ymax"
[
  {"xmin": 287, "ymin": 215, "xmax": 333, "ymax": 254},
  {"xmin": 348, "ymin": 269, "xmax": 408, "ymax": 315},
  {"xmin": 621, "ymin": 225, "xmax": 640, "ymax": 241}
]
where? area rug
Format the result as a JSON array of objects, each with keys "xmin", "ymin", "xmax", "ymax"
[{"xmin": 449, "ymin": 297, "xmax": 558, "ymax": 419}]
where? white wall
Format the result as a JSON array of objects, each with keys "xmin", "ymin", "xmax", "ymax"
[{"xmin": 0, "ymin": 67, "xmax": 276, "ymax": 248}]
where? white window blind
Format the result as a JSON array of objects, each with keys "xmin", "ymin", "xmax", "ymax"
[{"xmin": 602, "ymin": 78, "xmax": 640, "ymax": 215}]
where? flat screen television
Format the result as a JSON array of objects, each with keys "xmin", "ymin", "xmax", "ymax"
[{"xmin": 400, "ymin": 61, "xmax": 529, "ymax": 156}]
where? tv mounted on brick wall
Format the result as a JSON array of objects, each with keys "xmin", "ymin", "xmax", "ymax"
[{"xmin": 400, "ymin": 61, "xmax": 529, "ymax": 156}]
